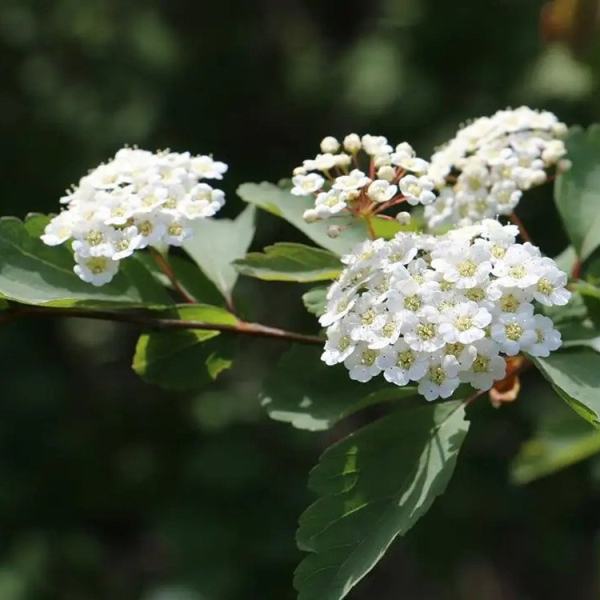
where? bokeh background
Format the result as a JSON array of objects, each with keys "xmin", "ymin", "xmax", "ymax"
[{"xmin": 2, "ymin": 0, "xmax": 600, "ymax": 598}]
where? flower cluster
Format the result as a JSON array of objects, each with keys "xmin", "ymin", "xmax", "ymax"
[
  {"xmin": 320, "ymin": 220, "xmax": 569, "ymax": 401},
  {"xmin": 41, "ymin": 147, "xmax": 227, "ymax": 285},
  {"xmin": 425, "ymin": 107, "xmax": 568, "ymax": 230},
  {"xmin": 290, "ymin": 134, "xmax": 435, "ymax": 223}
]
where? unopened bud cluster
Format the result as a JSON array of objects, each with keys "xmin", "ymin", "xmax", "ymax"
[
  {"xmin": 425, "ymin": 107, "xmax": 568, "ymax": 230},
  {"xmin": 320, "ymin": 220, "xmax": 570, "ymax": 400},
  {"xmin": 41, "ymin": 147, "xmax": 227, "ymax": 285},
  {"xmin": 291, "ymin": 134, "xmax": 436, "ymax": 222}
]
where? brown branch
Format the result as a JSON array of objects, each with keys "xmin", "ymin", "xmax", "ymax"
[
  {"xmin": 149, "ymin": 248, "xmax": 197, "ymax": 304},
  {"xmin": 2, "ymin": 305, "xmax": 325, "ymax": 346},
  {"xmin": 509, "ymin": 211, "xmax": 532, "ymax": 244}
]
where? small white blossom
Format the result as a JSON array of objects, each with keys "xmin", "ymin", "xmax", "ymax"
[
  {"xmin": 293, "ymin": 133, "xmax": 435, "ymax": 223},
  {"xmin": 42, "ymin": 146, "xmax": 228, "ymax": 285},
  {"xmin": 319, "ymin": 220, "xmax": 568, "ymax": 400},
  {"xmin": 426, "ymin": 107, "xmax": 568, "ymax": 229},
  {"xmin": 291, "ymin": 173, "xmax": 325, "ymax": 196}
]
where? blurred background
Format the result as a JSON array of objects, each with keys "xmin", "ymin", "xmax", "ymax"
[{"xmin": 2, "ymin": 0, "xmax": 600, "ymax": 598}]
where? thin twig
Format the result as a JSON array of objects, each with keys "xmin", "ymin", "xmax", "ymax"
[
  {"xmin": 149, "ymin": 248, "xmax": 197, "ymax": 304},
  {"xmin": 509, "ymin": 212, "xmax": 532, "ymax": 244},
  {"xmin": 2, "ymin": 304, "xmax": 325, "ymax": 346}
]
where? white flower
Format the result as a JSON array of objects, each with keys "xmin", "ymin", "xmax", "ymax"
[
  {"xmin": 361, "ymin": 134, "xmax": 392, "ymax": 156},
  {"xmin": 367, "ymin": 180, "xmax": 397, "ymax": 203},
  {"xmin": 492, "ymin": 245, "xmax": 541, "ymax": 289},
  {"xmin": 399, "ymin": 174, "xmax": 436, "ymax": 206},
  {"xmin": 190, "ymin": 155, "xmax": 228, "ymax": 179},
  {"xmin": 41, "ymin": 146, "xmax": 228, "ymax": 286},
  {"xmin": 314, "ymin": 190, "xmax": 347, "ymax": 217},
  {"xmin": 319, "ymin": 223, "xmax": 567, "ymax": 401},
  {"xmin": 377, "ymin": 340, "xmax": 429, "ymax": 385},
  {"xmin": 439, "ymin": 301, "xmax": 492, "ymax": 344},
  {"xmin": 417, "ymin": 355, "xmax": 461, "ymax": 401},
  {"xmin": 344, "ymin": 343, "xmax": 382, "ymax": 382},
  {"xmin": 532, "ymin": 261, "xmax": 571, "ymax": 306},
  {"xmin": 425, "ymin": 107, "xmax": 568, "ymax": 229},
  {"xmin": 291, "ymin": 173, "xmax": 325, "ymax": 196},
  {"xmin": 73, "ymin": 254, "xmax": 120, "ymax": 286},
  {"xmin": 321, "ymin": 322, "xmax": 355, "ymax": 365},
  {"xmin": 491, "ymin": 312, "xmax": 537, "ymax": 355},
  {"xmin": 333, "ymin": 169, "xmax": 371, "ymax": 192},
  {"xmin": 431, "ymin": 242, "xmax": 492, "ymax": 289},
  {"xmin": 525, "ymin": 314, "xmax": 562, "ymax": 357},
  {"xmin": 460, "ymin": 338, "xmax": 506, "ymax": 390}
]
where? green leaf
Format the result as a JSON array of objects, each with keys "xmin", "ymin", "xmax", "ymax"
[
  {"xmin": 137, "ymin": 252, "xmax": 224, "ymax": 306},
  {"xmin": 183, "ymin": 205, "xmax": 255, "ymax": 304},
  {"xmin": 237, "ymin": 182, "xmax": 368, "ymax": 255},
  {"xmin": 302, "ymin": 286, "xmax": 328, "ymax": 317},
  {"xmin": 555, "ymin": 125, "xmax": 600, "ymax": 260},
  {"xmin": 132, "ymin": 304, "xmax": 237, "ymax": 391},
  {"xmin": 234, "ymin": 243, "xmax": 342, "ymax": 282},
  {"xmin": 261, "ymin": 345, "xmax": 417, "ymax": 432},
  {"xmin": 0, "ymin": 216, "xmax": 171, "ymax": 307},
  {"xmin": 511, "ymin": 394, "xmax": 600, "ymax": 484},
  {"xmin": 533, "ymin": 350, "xmax": 600, "ymax": 428},
  {"xmin": 294, "ymin": 401, "xmax": 469, "ymax": 600},
  {"xmin": 559, "ymin": 321, "xmax": 600, "ymax": 352}
]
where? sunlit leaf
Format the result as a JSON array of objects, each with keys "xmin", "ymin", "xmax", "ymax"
[
  {"xmin": 132, "ymin": 304, "xmax": 237, "ymax": 391},
  {"xmin": 555, "ymin": 125, "xmax": 600, "ymax": 260},
  {"xmin": 234, "ymin": 243, "xmax": 341, "ymax": 282},
  {"xmin": 294, "ymin": 401, "xmax": 469, "ymax": 600},
  {"xmin": 533, "ymin": 350, "xmax": 600, "ymax": 428},
  {"xmin": 0, "ymin": 216, "xmax": 171, "ymax": 307},
  {"xmin": 261, "ymin": 345, "xmax": 417, "ymax": 431},
  {"xmin": 183, "ymin": 205, "xmax": 255, "ymax": 304}
]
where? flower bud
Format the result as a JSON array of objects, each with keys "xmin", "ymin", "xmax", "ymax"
[{"xmin": 320, "ymin": 136, "xmax": 340, "ymax": 153}]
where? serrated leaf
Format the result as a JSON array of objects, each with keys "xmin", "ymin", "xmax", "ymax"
[
  {"xmin": 132, "ymin": 304, "xmax": 237, "ymax": 391},
  {"xmin": 511, "ymin": 393, "xmax": 600, "ymax": 484},
  {"xmin": 183, "ymin": 205, "xmax": 255, "ymax": 304},
  {"xmin": 302, "ymin": 286, "xmax": 328, "ymax": 317},
  {"xmin": 533, "ymin": 350, "xmax": 600, "ymax": 428},
  {"xmin": 261, "ymin": 345, "xmax": 418, "ymax": 431},
  {"xmin": 234, "ymin": 243, "xmax": 342, "ymax": 282},
  {"xmin": 0, "ymin": 216, "xmax": 171, "ymax": 307},
  {"xmin": 294, "ymin": 401, "xmax": 469, "ymax": 600},
  {"xmin": 555, "ymin": 125, "xmax": 600, "ymax": 260}
]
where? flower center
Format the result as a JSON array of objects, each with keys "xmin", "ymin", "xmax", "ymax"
[
  {"xmin": 139, "ymin": 221, "xmax": 153, "ymax": 236},
  {"xmin": 361, "ymin": 349, "xmax": 377, "ymax": 366},
  {"xmin": 429, "ymin": 366, "xmax": 446, "ymax": 385},
  {"xmin": 472, "ymin": 356, "xmax": 490, "ymax": 373},
  {"xmin": 455, "ymin": 316, "xmax": 473, "ymax": 331},
  {"xmin": 404, "ymin": 295, "xmax": 422, "ymax": 312},
  {"xmin": 457, "ymin": 260, "xmax": 477, "ymax": 277},
  {"xmin": 537, "ymin": 277, "xmax": 554, "ymax": 295},
  {"xmin": 85, "ymin": 230, "xmax": 104, "ymax": 246},
  {"xmin": 505, "ymin": 322, "xmax": 523, "ymax": 341},
  {"xmin": 396, "ymin": 350, "xmax": 415, "ymax": 369},
  {"xmin": 86, "ymin": 257, "xmax": 108, "ymax": 274},
  {"xmin": 417, "ymin": 323, "xmax": 436, "ymax": 340},
  {"xmin": 361, "ymin": 309, "xmax": 376, "ymax": 326},
  {"xmin": 500, "ymin": 294, "xmax": 520, "ymax": 313},
  {"xmin": 445, "ymin": 342, "xmax": 464, "ymax": 357},
  {"xmin": 509, "ymin": 265, "xmax": 526, "ymax": 279},
  {"xmin": 465, "ymin": 287, "xmax": 484, "ymax": 302},
  {"xmin": 382, "ymin": 322, "xmax": 396, "ymax": 337}
]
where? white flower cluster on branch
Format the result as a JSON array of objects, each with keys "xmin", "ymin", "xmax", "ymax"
[
  {"xmin": 41, "ymin": 147, "xmax": 227, "ymax": 285},
  {"xmin": 290, "ymin": 134, "xmax": 435, "ymax": 223},
  {"xmin": 320, "ymin": 220, "xmax": 570, "ymax": 401},
  {"xmin": 425, "ymin": 107, "xmax": 568, "ymax": 230}
]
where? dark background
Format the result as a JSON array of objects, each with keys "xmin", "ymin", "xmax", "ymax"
[{"xmin": 2, "ymin": 1, "xmax": 600, "ymax": 598}]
